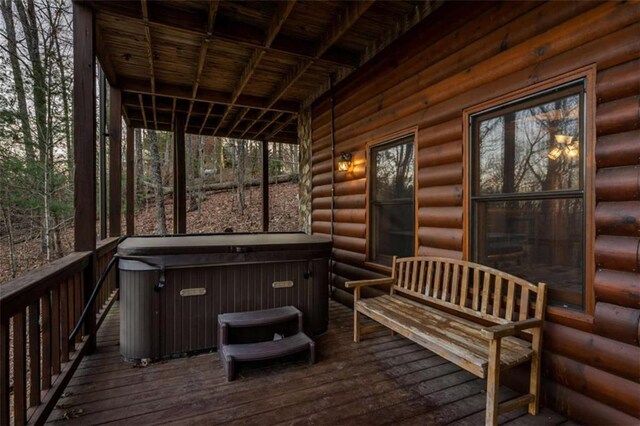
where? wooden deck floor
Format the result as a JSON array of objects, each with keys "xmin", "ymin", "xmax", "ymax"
[{"xmin": 46, "ymin": 301, "xmax": 574, "ymax": 425}]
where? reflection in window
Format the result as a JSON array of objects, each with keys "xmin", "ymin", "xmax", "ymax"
[
  {"xmin": 370, "ymin": 136, "xmax": 415, "ymax": 266},
  {"xmin": 471, "ymin": 83, "xmax": 586, "ymax": 310}
]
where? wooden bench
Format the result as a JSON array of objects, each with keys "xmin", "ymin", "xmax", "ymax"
[{"xmin": 345, "ymin": 256, "xmax": 547, "ymax": 426}]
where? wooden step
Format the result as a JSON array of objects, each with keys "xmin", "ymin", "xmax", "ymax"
[
  {"xmin": 220, "ymin": 332, "xmax": 315, "ymax": 381},
  {"xmin": 218, "ymin": 306, "xmax": 302, "ymax": 328}
]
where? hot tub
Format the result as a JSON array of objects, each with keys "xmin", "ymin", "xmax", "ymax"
[{"xmin": 117, "ymin": 233, "xmax": 332, "ymax": 361}]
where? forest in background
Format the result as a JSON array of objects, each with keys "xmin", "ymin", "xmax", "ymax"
[{"xmin": 0, "ymin": 0, "xmax": 300, "ymax": 284}]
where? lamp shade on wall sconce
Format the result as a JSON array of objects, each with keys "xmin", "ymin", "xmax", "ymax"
[
  {"xmin": 337, "ymin": 152, "xmax": 352, "ymax": 172},
  {"xmin": 547, "ymin": 146, "xmax": 563, "ymax": 160},
  {"xmin": 548, "ymin": 134, "xmax": 580, "ymax": 161}
]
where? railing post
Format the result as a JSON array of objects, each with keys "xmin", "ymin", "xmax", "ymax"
[
  {"xmin": 262, "ymin": 140, "xmax": 269, "ymax": 232},
  {"xmin": 126, "ymin": 125, "xmax": 135, "ymax": 235},
  {"xmin": 73, "ymin": 0, "xmax": 97, "ymax": 353},
  {"xmin": 109, "ymin": 85, "xmax": 122, "ymax": 237},
  {"xmin": 173, "ymin": 113, "xmax": 186, "ymax": 234}
]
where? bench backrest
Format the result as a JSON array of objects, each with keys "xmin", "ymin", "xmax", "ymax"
[{"xmin": 390, "ymin": 257, "xmax": 546, "ymax": 331}]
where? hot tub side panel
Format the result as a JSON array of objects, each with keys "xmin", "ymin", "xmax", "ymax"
[
  {"xmin": 160, "ymin": 259, "xmax": 329, "ymax": 357},
  {"xmin": 119, "ymin": 268, "xmax": 160, "ymax": 360}
]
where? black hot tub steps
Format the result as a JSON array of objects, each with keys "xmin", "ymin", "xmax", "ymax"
[
  {"xmin": 218, "ymin": 305, "xmax": 303, "ymax": 329},
  {"xmin": 220, "ymin": 332, "xmax": 315, "ymax": 380},
  {"xmin": 217, "ymin": 306, "xmax": 315, "ymax": 381}
]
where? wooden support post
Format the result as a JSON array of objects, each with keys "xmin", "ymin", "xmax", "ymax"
[
  {"xmin": 109, "ymin": 86, "xmax": 122, "ymax": 237},
  {"xmin": 126, "ymin": 125, "xmax": 135, "ymax": 235},
  {"xmin": 262, "ymin": 140, "xmax": 269, "ymax": 232},
  {"xmin": 173, "ymin": 114, "xmax": 186, "ymax": 234},
  {"xmin": 98, "ymin": 67, "xmax": 107, "ymax": 240},
  {"xmin": 73, "ymin": 1, "xmax": 97, "ymax": 353}
]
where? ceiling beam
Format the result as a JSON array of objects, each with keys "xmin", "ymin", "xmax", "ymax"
[
  {"xmin": 243, "ymin": 0, "xmax": 373, "ymax": 136},
  {"xmin": 89, "ymin": 1, "xmax": 358, "ymax": 70},
  {"xmin": 119, "ymin": 77, "xmax": 300, "ymax": 113},
  {"xmin": 138, "ymin": 94, "xmax": 148, "ymax": 129},
  {"xmin": 214, "ymin": 1, "xmax": 296, "ymax": 137},
  {"xmin": 199, "ymin": 103, "xmax": 215, "ymax": 135},
  {"xmin": 127, "ymin": 120, "xmax": 298, "ymax": 144},
  {"xmin": 265, "ymin": 115, "xmax": 297, "ymax": 141},
  {"xmin": 185, "ymin": 1, "xmax": 220, "ymax": 129},
  {"xmin": 227, "ymin": 108, "xmax": 250, "ymax": 135},
  {"xmin": 247, "ymin": 111, "xmax": 284, "ymax": 140}
]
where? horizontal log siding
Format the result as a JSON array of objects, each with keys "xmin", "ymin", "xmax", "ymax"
[{"xmin": 309, "ymin": 1, "xmax": 640, "ymax": 423}]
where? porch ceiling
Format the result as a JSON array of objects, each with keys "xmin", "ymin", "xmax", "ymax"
[{"xmin": 87, "ymin": 0, "xmax": 440, "ymax": 143}]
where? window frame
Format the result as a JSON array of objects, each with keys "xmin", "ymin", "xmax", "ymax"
[
  {"xmin": 365, "ymin": 129, "xmax": 418, "ymax": 273},
  {"xmin": 462, "ymin": 66, "xmax": 596, "ymax": 321}
]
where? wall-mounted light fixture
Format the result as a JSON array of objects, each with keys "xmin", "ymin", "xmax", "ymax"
[
  {"xmin": 337, "ymin": 152, "xmax": 353, "ymax": 172},
  {"xmin": 548, "ymin": 134, "xmax": 579, "ymax": 160}
]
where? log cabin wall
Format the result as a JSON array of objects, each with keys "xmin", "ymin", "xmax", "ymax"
[{"xmin": 309, "ymin": 1, "xmax": 640, "ymax": 424}]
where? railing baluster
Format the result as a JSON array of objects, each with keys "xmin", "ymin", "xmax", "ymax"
[
  {"xmin": 13, "ymin": 310, "xmax": 27, "ymax": 425},
  {"xmin": 0, "ymin": 318, "xmax": 10, "ymax": 426},
  {"xmin": 75, "ymin": 273, "xmax": 83, "ymax": 344},
  {"xmin": 51, "ymin": 286, "xmax": 61, "ymax": 375},
  {"xmin": 42, "ymin": 292, "xmax": 52, "ymax": 390},
  {"xmin": 67, "ymin": 277, "xmax": 75, "ymax": 350},
  {"xmin": 60, "ymin": 280, "xmax": 70, "ymax": 363},
  {"xmin": 29, "ymin": 301, "xmax": 41, "ymax": 406}
]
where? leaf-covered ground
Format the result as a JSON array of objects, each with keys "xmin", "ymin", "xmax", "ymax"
[{"xmin": 0, "ymin": 182, "xmax": 300, "ymax": 284}]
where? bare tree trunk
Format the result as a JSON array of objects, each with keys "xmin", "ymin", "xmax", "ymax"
[
  {"xmin": 1, "ymin": 0, "xmax": 35, "ymax": 161},
  {"xmin": 135, "ymin": 128, "xmax": 145, "ymax": 208},
  {"xmin": 187, "ymin": 134, "xmax": 198, "ymax": 212},
  {"xmin": 234, "ymin": 139, "xmax": 246, "ymax": 214},
  {"xmin": 216, "ymin": 137, "xmax": 224, "ymax": 184},
  {"xmin": 52, "ymin": 9, "xmax": 72, "ymax": 180},
  {"xmin": 0, "ymin": 203, "xmax": 17, "ymax": 278},
  {"xmin": 15, "ymin": 0, "xmax": 51, "ymax": 254},
  {"xmin": 148, "ymin": 130, "xmax": 167, "ymax": 234},
  {"xmin": 198, "ymin": 135, "xmax": 205, "ymax": 215}
]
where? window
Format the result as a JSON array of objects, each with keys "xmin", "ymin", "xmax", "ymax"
[
  {"xmin": 470, "ymin": 82, "xmax": 586, "ymax": 311},
  {"xmin": 369, "ymin": 136, "xmax": 415, "ymax": 267}
]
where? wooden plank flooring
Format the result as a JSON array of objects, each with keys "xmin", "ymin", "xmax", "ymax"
[{"xmin": 46, "ymin": 301, "xmax": 573, "ymax": 425}]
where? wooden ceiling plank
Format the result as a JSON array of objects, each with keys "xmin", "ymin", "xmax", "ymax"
[
  {"xmin": 214, "ymin": 1, "xmax": 296, "ymax": 137},
  {"xmin": 316, "ymin": 0, "xmax": 374, "ymax": 58},
  {"xmin": 185, "ymin": 1, "xmax": 220, "ymax": 129},
  {"xmin": 89, "ymin": 1, "xmax": 357, "ymax": 69},
  {"xmin": 244, "ymin": 0, "xmax": 373, "ymax": 136}
]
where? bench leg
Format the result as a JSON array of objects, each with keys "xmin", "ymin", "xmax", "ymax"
[
  {"xmin": 485, "ymin": 339, "xmax": 500, "ymax": 426},
  {"xmin": 529, "ymin": 331, "xmax": 542, "ymax": 415},
  {"xmin": 353, "ymin": 308, "xmax": 361, "ymax": 343}
]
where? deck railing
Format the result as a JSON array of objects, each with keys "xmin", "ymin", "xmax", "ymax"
[{"xmin": 0, "ymin": 237, "xmax": 119, "ymax": 425}]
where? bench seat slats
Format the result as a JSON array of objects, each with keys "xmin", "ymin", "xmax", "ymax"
[{"xmin": 358, "ymin": 295, "xmax": 533, "ymax": 377}]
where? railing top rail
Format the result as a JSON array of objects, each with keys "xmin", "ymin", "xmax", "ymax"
[
  {"xmin": 0, "ymin": 251, "xmax": 92, "ymax": 319},
  {"xmin": 96, "ymin": 237, "xmax": 121, "ymax": 258}
]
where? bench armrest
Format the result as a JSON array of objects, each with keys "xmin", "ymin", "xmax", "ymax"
[
  {"xmin": 345, "ymin": 278, "xmax": 395, "ymax": 289},
  {"xmin": 481, "ymin": 318, "xmax": 543, "ymax": 340}
]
